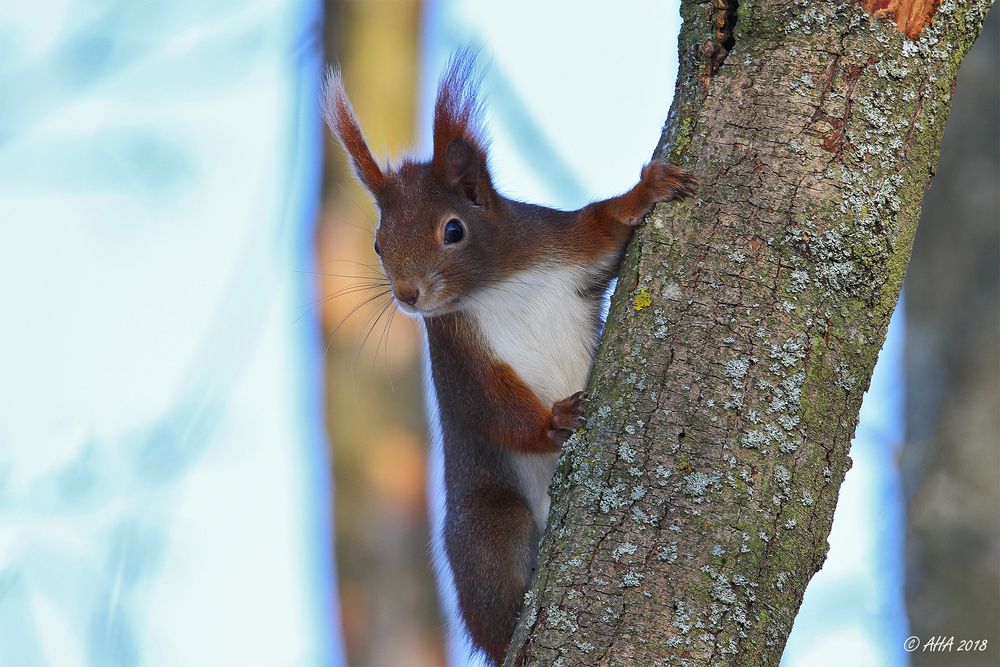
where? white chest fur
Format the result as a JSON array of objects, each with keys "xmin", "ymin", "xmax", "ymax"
[
  {"xmin": 468, "ymin": 266, "xmax": 598, "ymax": 406},
  {"xmin": 466, "ymin": 265, "xmax": 600, "ymax": 528}
]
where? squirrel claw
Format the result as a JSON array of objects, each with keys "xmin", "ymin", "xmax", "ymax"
[
  {"xmin": 641, "ymin": 161, "xmax": 698, "ymax": 206},
  {"xmin": 617, "ymin": 161, "xmax": 697, "ymax": 228},
  {"xmin": 548, "ymin": 391, "xmax": 586, "ymax": 445}
]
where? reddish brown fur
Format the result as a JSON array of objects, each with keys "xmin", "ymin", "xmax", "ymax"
[
  {"xmin": 444, "ymin": 485, "xmax": 538, "ymax": 665},
  {"xmin": 569, "ymin": 161, "xmax": 697, "ymax": 264},
  {"xmin": 431, "ymin": 49, "xmax": 487, "ymax": 175},
  {"xmin": 482, "ymin": 361, "xmax": 561, "ymax": 453},
  {"xmin": 324, "ymin": 50, "xmax": 695, "ymax": 666},
  {"xmin": 428, "ymin": 315, "xmax": 581, "ymax": 455},
  {"xmin": 323, "ymin": 69, "xmax": 385, "ymax": 193}
]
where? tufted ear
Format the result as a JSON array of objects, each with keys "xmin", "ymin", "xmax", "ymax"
[
  {"xmin": 322, "ymin": 68, "xmax": 385, "ymax": 195},
  {"xmin": 431, "ymin": 49, "xmax": 494, "ymax": 207},
  {"xmin": 445, "ymin": 138, "xmax": 492, "ymax": 207}
]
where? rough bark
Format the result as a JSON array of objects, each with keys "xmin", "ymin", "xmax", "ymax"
[{"xmin": 506, "ymin": 0, "xmax": 992, "ymax": 665}]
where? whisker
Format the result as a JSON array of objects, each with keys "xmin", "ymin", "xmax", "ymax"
[
  {"xmin": 352, "ymin": 297, "xmax": 395, "ymax": 386},
  {"xmin": 295, "ymin": 283, "xmax": 389, "ymax": 322},
  {"xmin": 329, "ymin": 215, "xmax": 375, "ymax": 236},
  {"xmin": 324, "ymin": 289, "xmax": 392, "ymax": 356},
  {"xmin": 478, "ymin": 283, "xmax": 531, "ymax": 299},
  {"xmin": 431, "ymin": 255, "xmax": 445, "ymax": 275},
  {"xmin": 374, "ymin": 299, "xmax": 397, "ymax": 372},
  {"xmin": 315, "ymin": 258, "xmax": 384, "ymax": 272},
  {"xmin": 380, "ymin": 307, "xmax": 398, "ymax": 392},
  {"xmin": 337, "ymin": 182, "xmax": 379, "ymax": 235},
  {"xmin": 462, "ymin": 292, "xmax": 492, "ymax": 311},
  {"xmin": 441, "ymin": 268, "xmax": 535, "ymax": 309},
  {"xmin": 356, "ymin": 299, "xmax": 393, "ymax": 361},
  {"xmin": 296, "ymin": 270, "xmax": 387, "ymax": 281}
]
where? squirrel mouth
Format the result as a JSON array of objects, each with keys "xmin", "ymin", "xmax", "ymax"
[
  {"xmin": 395, "ymin": 299, "xmax": 421, "ymax": 316},
  {"xmin": 410, "ymin": 296, "xmax": 461, "ymax": 318}
]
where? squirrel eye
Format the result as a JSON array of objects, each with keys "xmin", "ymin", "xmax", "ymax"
[
  {"xmin": 443, "ymin": 219, "xmax": 465, "ymax": 245},
  {"xmin": 373, "ymin": 239, "xmax": 381, "ymax": 256}
]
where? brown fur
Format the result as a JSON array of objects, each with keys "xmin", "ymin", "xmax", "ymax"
[
  {"xmin": 325, "ymin": 49, "xmax": 695, "ymax": 665},
  {"xmin": 323, "ymin": 69, "xmax": 385, "ymax": 193}
]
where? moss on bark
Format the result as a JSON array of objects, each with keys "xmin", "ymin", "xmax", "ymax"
[{"xmin": 506, "ymin": 0, "xmax": 993, "ymax": 665}]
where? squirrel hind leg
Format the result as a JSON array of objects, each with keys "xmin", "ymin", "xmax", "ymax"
[{"xmin": 445, "ymin": 488, "xmax": 539, "ymax": 666}]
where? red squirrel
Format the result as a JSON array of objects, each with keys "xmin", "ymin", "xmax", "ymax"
[{"xmin": 324, "ymin": 51, "xmax": 695, "ymax": 665}]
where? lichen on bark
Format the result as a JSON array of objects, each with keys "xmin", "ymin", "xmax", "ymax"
[{"xmin": 506, "ymin": 0, "xmax": 993, "ymax": 665}]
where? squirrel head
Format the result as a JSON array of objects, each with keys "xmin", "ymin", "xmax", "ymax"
[{"xmin": 324, "ymin": 50, "xmax": 509, "ymax": 317}]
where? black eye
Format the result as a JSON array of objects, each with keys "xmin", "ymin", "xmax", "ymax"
[
  {"xmin": 373, "ymin": 239, "xmax": 381, "ymax": 256},
  {"xmin": 443, "ymin": 219, "xmax": 465, "ymax": 245}
]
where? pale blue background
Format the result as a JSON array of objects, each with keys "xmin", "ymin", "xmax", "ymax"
[{"xmin": 0, "ymin": 2, "xmax": 340, "ymax": 665}]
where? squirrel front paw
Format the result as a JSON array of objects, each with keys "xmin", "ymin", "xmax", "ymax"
[
  {"xmin": 643, "ymin": 160, "xmax": 697, "ymax": 202},
  {"xmin": 623, "ymin": 161, "xmax": 698, "ymax": 226},
  {"xmin": 547, "ymin": 391, "xmax": 586, "ymax": 446}
]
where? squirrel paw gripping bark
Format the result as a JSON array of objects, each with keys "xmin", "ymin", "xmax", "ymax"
[
  {"xmin": 547, "ymin": 391, "xmax": 586, "ymax": 445},
  {"xmin": 622, "ymin": 161, "xmax": 698, "ymax": 226}
]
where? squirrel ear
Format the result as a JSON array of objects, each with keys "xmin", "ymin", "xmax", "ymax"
[
  {"xmin": 322, "ymin": 68, "xmax": 385, "ymax": 195},
  {"xmin": 445, "ymin": 139, "xmax": 492, "ymax": 207},
  {"xmin": 432, "ymin": 49, "xmax": 493, "ymax": 206}
]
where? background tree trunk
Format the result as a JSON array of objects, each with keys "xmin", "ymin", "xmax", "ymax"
[
  {"xmin": 507, "ymin": 0, "xmax": 992, "ymax": 664},
  {"xmin": 903, "ymin": 9, "xmax": 999, "ymax": 665}
]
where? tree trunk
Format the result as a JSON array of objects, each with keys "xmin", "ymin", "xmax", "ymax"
[{"xmin": 506, "ymin": 0, "xmax": 993, "ymax": 664}]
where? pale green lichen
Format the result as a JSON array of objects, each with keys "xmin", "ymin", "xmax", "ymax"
[{"xmin": 509, "ymin": 0, "xmax": 990, "ymax": 662}]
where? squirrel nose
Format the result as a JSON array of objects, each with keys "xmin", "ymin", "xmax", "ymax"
[{"xmin": 395, "ymin": 285, "xmax": 420, "ymax": 307}]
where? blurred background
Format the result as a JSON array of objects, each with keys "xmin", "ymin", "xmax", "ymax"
[
  {"xmin": 321, "ymin": 3, "xmax": 998, "ymax": 666},
  {"xmin": 0, "ymin": 1, "xmax": 995, "ymax": 666},
  {"xmin": 0, "ymin": 1, "xmax": 340, "ymax": 665},
  {"xmin": 0, "ymin": 0, "xmax": 341, "ymax": 667}
]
